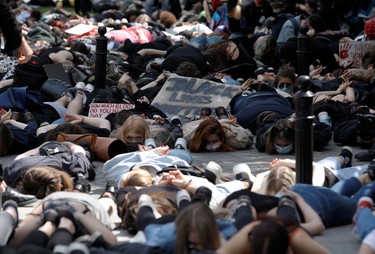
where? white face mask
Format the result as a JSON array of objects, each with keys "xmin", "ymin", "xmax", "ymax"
[{"xmin": 205, "ymin": 142, "xmax": 221, "ymax": 151}]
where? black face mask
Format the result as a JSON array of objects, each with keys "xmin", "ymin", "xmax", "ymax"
[{"xmin": 126, "ymin": 142, "xmax": 143, "ymax": 152}]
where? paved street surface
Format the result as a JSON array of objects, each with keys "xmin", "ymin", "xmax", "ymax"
[{"xmin": 1, "ymin": 140, "xmax": 367, "ymax": 253}]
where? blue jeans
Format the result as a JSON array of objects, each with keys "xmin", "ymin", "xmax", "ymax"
[
  {"xmin": 168, "ymin": 148, "xmax": 193, "ymax": 164},
  {"xmin": 356, "ymin": 207, "xmax": 375, "ymax": 240},
  {"xmin": 291, "ymin": 184, "xmax": 356, "ymax": 227}
]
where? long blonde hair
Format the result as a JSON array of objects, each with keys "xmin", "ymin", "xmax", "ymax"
[
  {"xmin": 114, "ymin": 115, "xmax": 152, "ymax": 144},
  {"xmin": 263, "ymin": 166, "xmax": 296, "ymax": 195}
]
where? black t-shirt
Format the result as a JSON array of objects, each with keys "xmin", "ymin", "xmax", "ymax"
[{"xmin": 161, "ymin": 44, "xmax": 209, "ymax": 75}]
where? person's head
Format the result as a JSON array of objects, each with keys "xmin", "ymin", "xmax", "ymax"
[
  {"xmin": 306, "ymin": 14, "xmax": 325, "ymax": 36},
  {"xmin": 253, "ymin": 35, "xmax": 277, "ymax": 66},
  {"xmin": 251, "ymin": 218, "xmax": 289, "ymax": 254},
  {"xmin": 361, "ymin": 47, "xmax": 375, "ymax": 70},
  {"xmin": 29, "ymin": 9, "xmax": 42, "ymax": 22},
  {"xmin": 121, "ymin": 190, "xmax": 178, "ymax": 234},
  {"xmin": 175, "ymin": 202, "xmax": 221, "ymax": 254},
  {"xmin": 265, "ymin": 119, "xmax": 295, "ymax": 154},
  {"xmin": 189, "ymin": 118, "xmax": 234, "ymax": 152},
  {"xmin": 204, "ymin": 41, "xmax": 229, "ymax": 72},
  {"xmin": 175, "ymin": 61, "xmax": 202, "ymax": 77},
  {"xmin": 44, "ymin": 123, "xmax": 88, "ymax": 142},
  {"xmin": 273, "ymin": 67, "xmax": 296, "ymax": 95},
  {"xmin": 159, "ymin": 11, "xmax": 177, "ymax": 28},
  {"xmin": 117, "ymin": 115, "xmax": 152, "ymax": 151},
  {"xmin": 0, "ymin": 123, "xmax": 14, "ymax": 156},
  {"xmin": 263, "ymin": 166, "xmax": 296, "ymax": 195},
  {"xmin": 120, "ymin": 168, "xmax": 153, "ymax": 188},
  {"xmin": 304, "ymin": 0, "xmax": 319, "ymax": 14},
  {"xmin": 19, "ymin": 166, "xmax": 74, "ymax": 198}
]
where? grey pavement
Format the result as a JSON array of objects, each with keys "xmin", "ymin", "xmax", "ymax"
[{"xmin": 0, "ymin": 140, "xmax": 367, "ymax": 253}]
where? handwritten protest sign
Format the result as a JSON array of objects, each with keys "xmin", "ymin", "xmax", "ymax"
[
  {"xmin": 88, "ymin": 103, "xmax": 135, "ymax": 118},
  {"xmin": 339, "ymin": 41, "xmax": 374, "ymax": 68},
  {"xmin": 151, "ymin": 76, "xmax": 239, "ymax": 117}
]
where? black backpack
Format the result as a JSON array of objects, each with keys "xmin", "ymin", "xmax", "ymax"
[
  {"xmin": 271, "ymin": 13, "xmax": 299, "ymax": 40},
  {"xmin": 12, "ymin": 56, "xmax": 48, "ymax": 90}
]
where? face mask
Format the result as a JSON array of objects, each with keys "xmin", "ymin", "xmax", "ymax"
[
  {"xmin": 278, "ymin": 87, "xmax": 292, "ymax": 95},
  {"xmin": 205, "ymin": 142, "xmax": 221, "ymax": 152},
  {"xmin": 127, "ymin": 142, "xmax": 143, "ymax": 152},
  {"xmin": 274, "ymin": 143, "xmax": 293, "ymax": 154}
]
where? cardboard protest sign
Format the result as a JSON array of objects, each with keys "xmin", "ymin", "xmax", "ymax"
[
  {"xmin": 151, "ymin": 76, "xmax": 239, "ymax": 117},
  {"xmin": 88, "ymin": 103, "xmax": 135, "ymax": 118},
  {"xmin": 339, "ymin": 41, "xmax": 374, "ymax": 68}
]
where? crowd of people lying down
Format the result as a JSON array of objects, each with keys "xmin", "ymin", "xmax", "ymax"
[{"xmin": 1, "ymin": 0, "xmax": 375, "ymax": 253}]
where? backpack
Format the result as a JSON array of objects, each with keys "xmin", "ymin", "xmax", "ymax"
[
  {"xmin": 271, "ymin": 13, "xmax": 299, "ymax": 40},
  {"xmin": 12, "ymin": 56, "xmax": 48, "ymax": 90}
]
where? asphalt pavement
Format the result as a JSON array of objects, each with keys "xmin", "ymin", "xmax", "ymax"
[{"xmin": 1, "ymin": 139, "xmax": 367, "ymax": 253}]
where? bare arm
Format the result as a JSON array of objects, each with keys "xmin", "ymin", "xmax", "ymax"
[
  {"xmin": 37, "ymin": 124, "xmax": 59, "ymax": 136},
  {"xmin": 3, "ymin": 119, "xmax": 27, "ymax": 129},
  {"xmin": 282, "ymin": 187, "xmax": 325, "ymax": 235},
  {"xmin": 137, "ymin": 48, "xmax": 166, "ymax": 57},
  {"xmin": 290, "ymin": 227, "xmax": 331, "ymax": 254},
  {"xmin": 74, "ymin": 212, "xmax": 117, "ymax": 245},
  {"xmin": 64, "ymin": 113, "xmax": 111, "ymax": 131},
  {"xmin": 217, "ymin": 221, "xmax": 260, "ymax": 254}
]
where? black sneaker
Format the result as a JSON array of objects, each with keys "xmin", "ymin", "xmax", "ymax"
[
  {"xmin": 355, "ymin": 148, "xmax": 375, "ymax": 162},
  {"xmin": 365, "ymin": 161, "xmax": 375, "ymax": 181},
  {"xmin": 340, "ymin": 146, "xmax": 353, "ymax": 167}
]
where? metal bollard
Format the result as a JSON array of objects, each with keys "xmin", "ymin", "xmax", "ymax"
[
  {"xmin": 297, "ymin": 25, "xmax": 311, "ymax": 76},
  {"xmin": 95, "ymin": 26, "xmax": 108, "ymax": 89},
  {"xmin": 294, "ymin": 75, "xmax": 314, "ymax": 184}
]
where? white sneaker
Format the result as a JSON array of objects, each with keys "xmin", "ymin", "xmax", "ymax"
[
  {"xmin": 85, "ymin": 83, "xmax": 94, "ymax": 93},
  {"xmin": 233, "ymin": 163, "xmax": 256, "ymax": 182},
  {"xmin": 318, "ymin": 111, "xmax": 332, "ymax": 127},
  {"xmin": 144, "ymin": 138, "xmax": 156, "ymax": 148},
  {"xmin": 174, "ymin": 137, "xmax": 187, "ymax": 150},
  {"xmin": 138, "ymin": 194, "xmax": 161, "ymax": 218},
  {"xmin": 75, "ymin": 81, "xmax": 86, "ymax": 91},
  {"xmin": 204, "ymin": 161, "xmax": 222, "ymax": 184}
]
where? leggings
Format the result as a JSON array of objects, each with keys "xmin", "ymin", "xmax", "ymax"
[{"xmin": 0, "ymin": 212, "xmax": 17, "ymax": 245}]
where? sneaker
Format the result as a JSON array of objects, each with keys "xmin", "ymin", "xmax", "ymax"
[
  {"xmin": 318, "ymin": 111, "xmax": 332, "ymax": 127},
  {"xmin": 200, "ymin": 107, "xmax": 211, "ymax": 119},
  {"xmin": 144, "ymin": 138, "xmax": 156, "ymax": 149},
  {"xmin": 354, "ymin": 148, "xmax": 375, "ymax": 162},
  {"xmin": 215, "ymin": 106, "xmax": 229, "ymax": 119},
  {"xmin": 353, "ymin": 196, "xmax": 373, "ymax": 225},
  {"xmin": 277, "ymin": 194, "xmax": 301, "ymax": 224},
  {"xmin": 340, "ymin": 146, "xmax": 353, "ymax": 168},
  {"xmin": 75, "ymin": 90, "xmax": 87, "ymax": 105},
  {"xmin": 137, "ymin": 194, "xmax": 161, "ymax": 218},
  {"xmin": 170, "ymin": 115, "xmax": 182, "ymax": 127},
  {"xmin": 224, "ymin": 195, "xmax": 252, "ymax": 223},
  {"xmin": 233, "ymin": 163, "xmax": 256, "ymax": 183},
  {"xmin": 75, "ymin": 81, "xmax": 86, "ymax": 91},
  {"xmin": 192, "ymin": 186, "xmax": 212, "ymax": 205},
  {"xmin": 365, "ymin": 160, "xmax": 375, "ymax": 181},
  {"xmin": 176, "ymin": 189, "xmax": 191, "ymax": 207},
  {"xmin": 85, "ymin": 83, "xmax": 95, "ymax": 93},
  {"xmin": 174, "ymin": 137, "xmax": 187, "ymax": 150},
  {"xmin": 204, "ymin": 161, "xmax": 222, "ymax": 184}
]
